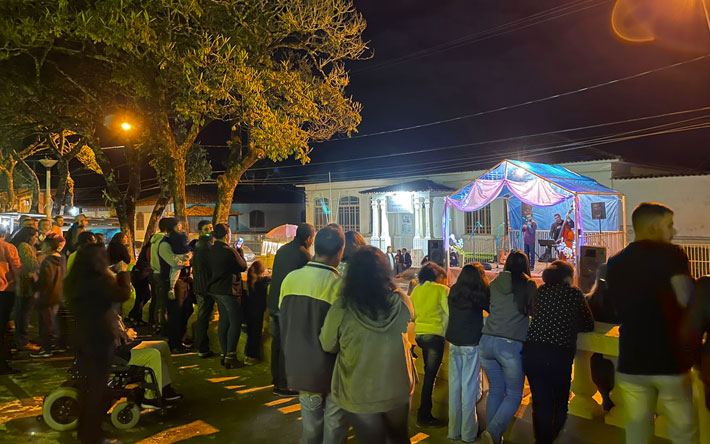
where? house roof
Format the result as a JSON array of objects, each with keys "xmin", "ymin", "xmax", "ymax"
[
  {"xmin": 360, "ymin": 179, "xmax": 455, "ymax": 195},
  {"xmin": 184, "ymin": 205, "xmax": 240, "ymax": 217}
]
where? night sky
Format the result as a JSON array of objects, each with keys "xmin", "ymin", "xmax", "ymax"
[{"xmin": 77, "ymin": 0, "xmax": 710, "ymax": 200}]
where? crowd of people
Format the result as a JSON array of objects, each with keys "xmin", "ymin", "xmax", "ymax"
[{"xmin": 0, "ymin": 200, "xmax": 709, "ymax": 444}]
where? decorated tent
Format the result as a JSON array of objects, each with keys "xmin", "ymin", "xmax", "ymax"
[{"xmin": 444, "ymin": 159, "xmax": 627, "ymax": 269}]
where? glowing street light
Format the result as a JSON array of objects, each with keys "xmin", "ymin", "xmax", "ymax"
[{"xmin": 120, "ymin": 122, "xmax": 133, "ymax": 131}]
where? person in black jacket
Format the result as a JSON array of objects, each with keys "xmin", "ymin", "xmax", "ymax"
[
  {"xmin": 402, "ymin": 248, "xmax": 413, "ymax": 270},
  {"xmin": 208, "ymin": 224, "xmax": 247, "ymax": 369},
  {"xmin": 191, "ymin": 220, "xmax": 214, "ymax": 358},
  {"xmin": 245, "ymin": 259, "xmax": 270, "ymax": 362},
  {"xmin": 32, "ymin": 234, "xmax": 67, "ymax": 358},
  {"xmin": 268, "ymin": 223, "xmax": 314, "ymax": 396},
  {"xmin": 65, "ymin": 243, "xmax": 131, "ymax": 444},
  {"xmin": 128, "ymin": 243, "xmax": 153, "ymax": 327}
]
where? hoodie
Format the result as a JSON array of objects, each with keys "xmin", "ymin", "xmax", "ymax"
[
  {"xmin": 320, "ymin": 291, "xmax": 416, "ymax": 414},
  {"xmin": 38, "ymin": 254, "xmax": 66, "ymax": 306},
  {"xmin": 149, "ymin": 233, "xmax": 166, "ymax": 274},
  {"xmin": 481, "ymin": 271, "xmax": 537, "ymax": 342}
]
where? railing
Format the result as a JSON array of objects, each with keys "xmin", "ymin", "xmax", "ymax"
[
  {"xmin": 678, "ymin": 243, "xmax": 710, "ymax": 278},
  {"xmin": 462, "ymin": 236, "xmax": 497, "ymax": 264},
  {"xmin": 582, "ymin": 231, "xmax": 625, "ymax": 258}
]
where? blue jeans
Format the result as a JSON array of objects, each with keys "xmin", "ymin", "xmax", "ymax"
[
  {"xmin": 212, "ymin": 294, "xmax": 243, "ymax": 355},
  {"xmin": 415, "ymin": 334, "xmax": 445, "ymax": 419},
  {"xmin": 524, "ymin": 243, "xmax": 535, "ymax": 270},
  {"xmin": 448, "ymin": 344, "xmax": 482, "ymax": 442},
  {"xmin": 14, "ymin": 294, "xmax": 36, "ymax": 348},
  {"xmin": 479, "ymin": 334, "xmax": 525, "ymax": 443},
  {"xmin": 299, "ymin": 392, "xmax": 349, "ymax": 444}
]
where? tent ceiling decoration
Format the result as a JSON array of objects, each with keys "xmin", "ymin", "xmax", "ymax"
[{"xmin": 444, "ymin": 159, "xmax": 627, "ymax": 270}]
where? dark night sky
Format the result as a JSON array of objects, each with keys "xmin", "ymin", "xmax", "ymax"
[{"xmin": 74, "ymin": 0, "xmax": 710, "ymax": 200}]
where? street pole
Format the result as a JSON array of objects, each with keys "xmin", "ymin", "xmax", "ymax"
[{"xmin": 39, "ymin": 159, "xmax": 58, "ymax": 219}]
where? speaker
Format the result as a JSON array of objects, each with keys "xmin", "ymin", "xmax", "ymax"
[
  {"xmin": 591, "ymin": 202, "xmax": 607, "ymax": 220},
  {"xmin": 579, "ymin": 245, "xmax": 607, "ymax": 293},
  {"xmin": 428, "ymin": 239, "xmax": 445, "ymax": 267}
]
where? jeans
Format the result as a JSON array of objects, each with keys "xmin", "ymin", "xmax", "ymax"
[
  {"xmin": 616, "ymin": 372, "xmax": 696, "ymax": 444},
  {"xmin": 524, "ymin": 243, "xmax": 535, "ymax": 270},
  {"xmin": 270, "ymin": 313, "xmax": 288, "ymax": 389},
  {"xmin": 523, "ymin": 342, "xmax": 575, "ymax": 444},
  {"xmin": 14, "ymin": 294, "xmax": 36, "ymax": 348},
  {"xmin": 348, "ymin": 402, "xmax": 411, "ymax": 444},
  {"xmin": 212, "ymin": 294, "xmax": 243, "ymax": 355},
  {"xmin": 448, "ymin": 344, "xmax": 482, "ymax": 442},
  {"xmin": 415, "ymin": 334, "xmax": 445, "ymax": 419},
  {"xmin": 479, "ymin": 334, "xmax": 525, "ymax": 443},
  {"xmin": 590, "ymin": 353, "xmax": 615, "ymax": 410},
  {"xmin": 299, "ymin": 392, "xmax": 349, "ymax": 444},
  {"xmin": 0, "ymin": 291, "xmax": 15, "ymax": 368},
  {"xmin": 151, "ymin": 274, "xmax": 165, "ymax": 328},
  {"xmin": 194, "ymin": 292, "xmax": 216, "ymax": 354},
  {"xmin": 37, "ymin": 303, "xmax": 60, "ymax": 352}
]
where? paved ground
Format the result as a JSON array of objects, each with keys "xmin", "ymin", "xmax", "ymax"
[{"xmin": 1, "ymin": 326, "xmax": 670, "ymax": 444}]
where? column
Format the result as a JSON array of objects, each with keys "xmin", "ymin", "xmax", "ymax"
[
  {"xmin": 568, "ymin": 349, "xmax": 601, "ymax": 419},
  {"xmin": 424, "ymin": 197, "xmax": 432, "ymax": 239},
  {"xmin": 380, "ymin": 198, "xmax": 391, "ymax": 251},
  {"xmin": 413, "ymin": 198, "xmax": 422, "ymax": 241},
  {"xmin": 370, "ymin": 198, "xmax": 380, "ymax": 247}
]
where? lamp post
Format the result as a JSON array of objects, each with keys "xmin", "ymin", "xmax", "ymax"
[{"xmin": 38, "ymin": 158, "xmax": 58, "ymax": 219}]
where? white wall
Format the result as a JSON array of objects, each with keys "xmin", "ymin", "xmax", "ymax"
[
  {"xmin": 612, "ymin": 175, "xmax": 710, "ymax": 240},
  {"xmin": 231, "ymin": 203, "xmax": 303, "ymax": 233}
]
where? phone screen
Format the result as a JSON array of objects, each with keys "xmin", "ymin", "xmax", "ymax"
[{"xmin": 236, "ymin": 238, "xmax": 244, "ymax": 248}]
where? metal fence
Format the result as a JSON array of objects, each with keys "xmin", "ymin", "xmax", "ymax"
[
  {"xmin": 582, "ymin": 231, "xmax": 625, "ymax": 258},
  {"xmin": 678, "ymin": 243, "xmax": 710, "ymax": 278}
]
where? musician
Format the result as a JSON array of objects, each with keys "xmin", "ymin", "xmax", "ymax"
[
  {"xmin": 558, "ymin": 219, "xmax": 576, "ymax": 263},
  {"xmin": 522, "ymin": 215, "xmax": 537, "ymax": 270},
  {"xmin": 549, "ymin": 213, "xmax": 564, "ymax": 241}
]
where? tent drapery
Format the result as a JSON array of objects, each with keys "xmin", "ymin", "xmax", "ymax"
[{"xmin": 444, "ymin": 159, "xmax": 626, "ymax": 270}]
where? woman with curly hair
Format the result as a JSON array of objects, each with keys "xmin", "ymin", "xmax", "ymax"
[{"xmin": 320, "ymin": 246, "xmax": 416, "ymax": 443}]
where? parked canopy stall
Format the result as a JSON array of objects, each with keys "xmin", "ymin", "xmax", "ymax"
[{"xmin": 443, "ymin": 159, "xmax": 627, "ymax": 273}]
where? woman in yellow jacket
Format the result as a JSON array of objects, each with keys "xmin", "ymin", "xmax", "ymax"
[{"xmin": 410, "ymin": 262, "xmax": 449, "ymax": 428}]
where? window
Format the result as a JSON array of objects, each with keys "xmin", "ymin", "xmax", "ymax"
[
  {"xmin": 135, "ymin": 212, "xmax": 145, "ymax": 231},
  {"xmin": 337, "ymin": 196, "xmax": 360, "ymax": 232},
  {"xmin": 249, "ymin": 210, "xmax": 265, "ymax": 228},
  {"xmin": 314, "ymin": 198, "xmax": 329, "ymax": 230},
  {"xmin": 465, "ymin": 205, "xmax": 492, "ymax": 235}
]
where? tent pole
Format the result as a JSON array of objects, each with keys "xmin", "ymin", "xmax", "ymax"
[
  {"xmin": 444, "ymin": 200, "xmax": 450, "ymax": 273},
  {"xmin": 621, "ymin": 194, "xmax": 628, "ymax": 246},
  {"xmin": 574, "ymin": 194, "xmax": 581, "ymax": 285}
]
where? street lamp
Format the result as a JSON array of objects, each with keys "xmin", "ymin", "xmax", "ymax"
[
  {"xmin": 121, "ymin": 122, "xmax": 133, "ymax": 131},
  {"xmin": 38, "ymin": 158, "xmax": 58, "ymax": 219}
]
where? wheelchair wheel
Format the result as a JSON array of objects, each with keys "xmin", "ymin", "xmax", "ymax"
[
  {"xmin": 42, "ymin": 387, "xmax": 80, "ymax": 431},
  {"xmin": 110, "ymin": 401, "xmax": 140, "ymax": 429}
]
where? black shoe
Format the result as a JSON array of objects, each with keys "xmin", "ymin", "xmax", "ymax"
[
  {"xmin": 198, "ymin": 351, "xmax": 215, "ymax": 359},
  {"xmin": 224, "ymin": 356, "xmax": 244, "ymax": 369},
  {"xmin": 416, "ymin": 416, "xmax": 445, "ymax": 428},
  {"xmin": 273, "ymin": 387, "xmax": 299, "ymax": 397},
  {"xmin": 162, "ymin": 385, "xmax": 183, "ymax": 402},
  {"xmin": 0, "ymin": 366, "xmax": 20, "ymax": 375},
  {"xmin": 170, "ymin": 346, "xmax": 190, "ymax": 354},
  {"xmin": 141, "ymin": 398, "xmax": 162, "ymax": 409},
  {"xmin": 52, "ymin": 345, "xmax": 69, "ymax": 354}
]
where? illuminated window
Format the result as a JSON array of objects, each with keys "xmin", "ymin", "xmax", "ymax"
[
  {"xmin": 249, "ymin": 210, "xmax": 265, "ymax": 228},
  {"xmin": 338, "ymin": 196, "xmax": 360, "ymax": 232},
  {"xmin": 465, "ymin": 205, "xmax": 491, "ymax": 235},
  {"xmin": 136, "ymin": 212, "xmax": 145, "ymax": 231},
  {"xmin": 314, "ymin": 198, "xmax": 329, "ymax": 230}
]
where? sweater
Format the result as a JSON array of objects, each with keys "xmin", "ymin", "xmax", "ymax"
[
  {"xmin": 280, "ymin": 262, "xmax": 342, "ymax": 394},
  {"xmin": 268, "ymin": 239, "xmax": 311, "ymax": 314},
  {"xmin": 0, "ymin": 239, "xmax": 21, "ymax": 292},
  {"xmin": 445, "ymin": 291, "xmax": 490, "ymax": 346},
  {"xmin": 16, "ymin": 243, "xmax": 40, "ymax": 298},
  {"xmin": 526, "ymin": 282, "xmax": 594, "ymax": 350},
  {"xmin": 149, "ymin": 233, "xmax": 166, "ymax": 274},
  {"xmin": 38, "ymin": 254, "xmax": 66, "ymax": 306},
  {"xmin": 481, "ymin": 271, "xmax": 537, "ymax": 342},
  {"xmin": 410, "ymin": 281, "xmax": 449, "ymax": 337},
  {"xmin": 320, "ymin": 292, "xmax": 416, "ymax": 413},
  {"xmin": 207, "ymin": 241, "xmax": 247, "ymax": 296}
]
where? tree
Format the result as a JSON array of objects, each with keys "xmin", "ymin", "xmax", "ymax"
[{"xmin": 0, "ymin": 137, "xmax": 46, "ymax": 212}]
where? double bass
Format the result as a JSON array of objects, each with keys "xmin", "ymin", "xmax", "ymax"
[{"xmin": 557, "ymin": 207, "xmax": 575, "ymax": 262}]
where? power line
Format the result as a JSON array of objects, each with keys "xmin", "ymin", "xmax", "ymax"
[
  {"xmin": 332, "ymin": 54, "xmax": 710, "ymax": 141},
  {"xmin": 354, "ymin": 0, "xmax": 611, "ymax": 74}
]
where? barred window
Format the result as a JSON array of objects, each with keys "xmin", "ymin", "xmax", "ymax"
[
  {"xmin": 314, "ymin": 198, "xmax": 329, "ymax": 230},
  {"xmin": 338, "ymin": 196, "xmax": 360, "ymax": 232},
  {"xmin": 465, "ymin": 205, "xmax": 492, "ymax": 235},
  {"xmin": 249, "ymin": 210, "xmax": 265, "ymax": 228}
]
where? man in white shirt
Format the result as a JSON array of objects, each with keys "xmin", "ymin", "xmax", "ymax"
[{"xmin": 386, "ymin": 246, "xmax": 396, "ymax": 275}]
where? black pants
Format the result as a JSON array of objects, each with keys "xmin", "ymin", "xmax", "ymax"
[
  {"xmin": 349, "ymin": 402, "xmax": 411, "ymax": 444},
  {"xmin": 270, "ymin": 313, "xmax": 288, "ymax": 389},
  {"xmin": 0, "ymin": 291, "xmax": 15, "ymax": 369},
  {"xmin": 194, "ymin": 292, "xmax": 216, "ymax": 354},
  {"xmin": 77, "ymin": 346, "xmax": 113, "ymax": 444},
  {"xmin": 151, "ymin": 274, "xmax": 164, "ymax": 327},
  {"xmin": 165, "ymin": 280, "xmax": 193, "ymax": 350},
  {"xmin": 244, "ymin": 300, "xmax": 265, "ymax": 359},
  {"xmin": 37, "ymin": 303, "xmax": 59, "ymax": 351},
  {"xmin": 415, "ymin": 334, "xmax": 445, "ymax": 419},
  {"xmin": 523, "ymin": 342, "xmax": 575, "ymax": 444},
  {"xmin": 129, "ymin": 271, "xmax": 151, "ymax": 322},
  {"xmin": 590, "ymin": 353, "xmax": 615, "ymax": 410}
]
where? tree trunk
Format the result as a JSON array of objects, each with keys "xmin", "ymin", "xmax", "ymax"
[
  {"xmin": 143, "ymin": 189, "xmax": 170, "ymax": 245},
  {"xmin": 17, "ymin": 159, "xmax": 40, "ymax": 213},
  {"xmin": 213, "ymin": 139, "xmax": 261, "ymax": 225},
  {"xmin": 122, "ymin": 149, "xmax": 142, "ymax": 255},
  {"xmin": 53, "ymin": 160, "xmax": 70, "ymax": 216},
  {"xmin": 170, "ymin": 154, "xmax": 189, "ymax": 231},
  {"xmin": 3, "ymin": 165, "xmax": 17, "ymax": 211}
]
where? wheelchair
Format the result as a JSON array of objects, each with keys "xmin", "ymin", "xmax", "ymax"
[{"xmin": 41, "ymin": 356, "xmax": 169, "ymax": 431}]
